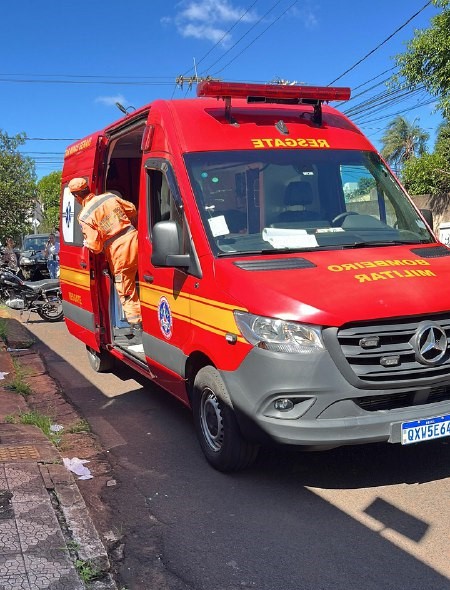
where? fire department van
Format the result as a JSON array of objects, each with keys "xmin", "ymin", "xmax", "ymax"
[{"xmin": 60, "ymin": 80, "xmax": 450, "ymax": 472}]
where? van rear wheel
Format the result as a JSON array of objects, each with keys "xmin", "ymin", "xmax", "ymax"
[
  {"xmin": 86, "ymin": 346, "xmax": 113, "ymax": 373},
  {"xmin": 192, "ymin": 366, "xmax": 259, "ymax": 472}
]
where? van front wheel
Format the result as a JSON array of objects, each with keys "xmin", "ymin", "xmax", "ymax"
[
  {"xmin": 192, "ymin": 366, "xmax": 259, "ymax": 472},
  {"xmin": 86, "ymin": 346, "xmax": 113, "ymax": 373}
]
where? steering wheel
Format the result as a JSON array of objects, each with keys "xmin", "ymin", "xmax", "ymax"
[{"xmin": 331, "ymin": 211, "xmax": 359, "ymax": 226}]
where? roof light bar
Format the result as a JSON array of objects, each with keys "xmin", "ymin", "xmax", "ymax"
[{"xmin": 197, "ymin": 80, "xmax": 351, "ymax": 102}]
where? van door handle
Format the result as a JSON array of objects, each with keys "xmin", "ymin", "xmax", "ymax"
[
  {"xmin": 80, "ymin": 261, "xmax": 87, "ymax": 269},
  {"xmin": 143, "ymin": 274, "xmax": 154, "ymax": 283}
]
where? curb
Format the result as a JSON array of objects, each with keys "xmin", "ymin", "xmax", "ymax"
[
  {"xmin": 0, "ymin": 308, "xmax": 118, "ymax": 589},
  {"xmin": 42, "ymin": 463, "xmax": 112, "ymax": 574}
]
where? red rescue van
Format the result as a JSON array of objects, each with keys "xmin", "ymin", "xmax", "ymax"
[{"xmin": 60, "ymin": 80, "xmax": 450, "ymax": 471}]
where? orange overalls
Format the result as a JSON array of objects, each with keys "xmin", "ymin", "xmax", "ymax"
[{"xmin": 78, "ymin": 192, "xmax": 142, "ymax": 325}]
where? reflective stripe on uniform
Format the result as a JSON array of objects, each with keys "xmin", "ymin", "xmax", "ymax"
[
  {"xmin": 79, "ymin": 193, "xmax": 116, "ymax": 222},
  {"xmin": 104, "ymin": 225, "xmax": 135, "ymax": 249}
]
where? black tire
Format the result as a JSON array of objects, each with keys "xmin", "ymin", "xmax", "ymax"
[
  {"xmin": 37, "ymin": 300, "xmax": 64, "ymax": 322},
  {"xmin": 192, "ymin": 366, "xmax": 259, "ymax": 472},
  {"xmin": 86, "ymin": 345, "xmax": 114, "ymax": 373}
]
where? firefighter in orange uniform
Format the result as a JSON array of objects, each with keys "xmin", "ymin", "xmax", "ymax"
[{"xmin": 68, "ymin": 178, "xmax": 142, "ymax": 335}]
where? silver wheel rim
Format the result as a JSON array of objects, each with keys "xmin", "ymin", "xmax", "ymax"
[
  {"xmin": 87, "ymin": 348, "xmax": 100, "ymax": 370},
  {"xmin": 200, "ymin": 387, "xmax": 224, "ymax": 452},
  {"xmin": 42, "ymin": 302, "xmax": 62, "ymax": 319}
]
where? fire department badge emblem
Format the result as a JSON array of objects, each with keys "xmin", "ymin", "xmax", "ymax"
[{"xmin": 158, "ymin": 296, "xmax": 172, "ymax": 339}]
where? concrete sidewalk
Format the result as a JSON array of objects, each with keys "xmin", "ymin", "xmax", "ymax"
[{"xmin": 0, "ymin": 309, "xmax": 117, "ymax": 590}]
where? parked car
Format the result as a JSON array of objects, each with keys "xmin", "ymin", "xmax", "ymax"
[{"xmin": 19, "ymin": 233, "xmax": 59, "ymax": 280}]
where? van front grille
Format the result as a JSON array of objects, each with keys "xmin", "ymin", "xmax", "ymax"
[{"xmin": 336, "ymin": 313, "xmax": 450, "ymax": 384}]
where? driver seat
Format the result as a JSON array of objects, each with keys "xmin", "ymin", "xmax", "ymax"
[{"xmin": 276, "ymin": 181, "xmax": 323, "ymax": 223}]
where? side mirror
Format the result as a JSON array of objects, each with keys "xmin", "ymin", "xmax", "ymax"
[
  {"xmin": 420, "ymin": 209, "xmax": 433, "ymax": 230},
  {"xmin": 151, "ymin": 221, "xmax": 190, "ymax": 268}
]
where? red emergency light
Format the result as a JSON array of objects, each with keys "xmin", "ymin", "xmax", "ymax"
[{"xmin": 197, "ymin": 80, "xmax": 351, "ymax": 102}]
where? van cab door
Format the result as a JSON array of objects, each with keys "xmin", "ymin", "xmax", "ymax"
[
  {"xmin": 139, "ymin": 159, "xmax": 198, "ymax": 402},
  {"xmin": 60, "ymin": 133, "xmax": 108, "ymax": 351}
]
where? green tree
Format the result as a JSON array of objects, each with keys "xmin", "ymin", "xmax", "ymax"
[
  {"xmin": 402, "ymin": 152, "xmax": 450, "ymax": 215},
  {"xmin": 395, "ymin": 0, "xmax": 450, "ymax": 118},
  {"xmin": 402, "ymin": 153, "xmax": 448, "ymax": 194},
  {"xmin": 37, "ymin": 171, "xmax": 61, "ymax": 232},
  {"xmin": 401, "ymin": 119, "xmax": 450, "ymax": 216},
  {"xmin": 356, "ymin": 177, "xmax": 376, "ymax": 197},
  {"xmin": 0, "ymin": 130, "xmax": 36, "ymax": 244},
  {"xmin": 434, "ymin": 118, "xmax": 450, "ymax": 160},
  {"xmin": 380, "ymin": 116, "xmax": 428, "ymax": 169}
]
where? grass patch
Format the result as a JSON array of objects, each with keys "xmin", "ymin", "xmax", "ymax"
[
  {"xmin": 5, "ymin": 411, "xmax": 64, "ymax": 447},
  {"xmin": 4, "ymin": 412, "xmax": 92, "ymax": 449},
  {"xmin": 66, "ymin": 419, "xmax": 90, "ymax": 434},
  {"xmin": 5, "ymin": 358, "xmax": 31, "ymax": 396},
  {"xmin": 74, "ymin": 559, "xmax": 101, "ymax": 583},
  {"xmin": 6, "ymin": 410, "xmax": 53, "ymax": 437},
  {"xmin": 62, "ymin": 543, "xmax": 102, "ymax": 585},
  {"xmin": 64, "ymin": 540, "xmax": 80, "ymax": 554}
]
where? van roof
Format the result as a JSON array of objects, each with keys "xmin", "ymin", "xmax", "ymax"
[{"xmin": 64, "ymin": 94, "xmax": 374, "ymax": 160}]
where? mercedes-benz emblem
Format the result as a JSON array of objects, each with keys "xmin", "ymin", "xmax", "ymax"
[{"xmin": 412, "ymin": 322, "xmax": 447, "ymax": 365}]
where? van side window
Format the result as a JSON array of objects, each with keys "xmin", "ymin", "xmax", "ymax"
[
  {"xmin": 147, "ymin": 168, "xmax": 188, "ymax": 253},
  {"xmin": 340, "ymin": 164, "xmax": 397, "ymax": 227}
]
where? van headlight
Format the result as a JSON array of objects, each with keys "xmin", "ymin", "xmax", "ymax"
[{"xmin": 234, "ymin": 311, "xmax": 324, "ymax": 354}]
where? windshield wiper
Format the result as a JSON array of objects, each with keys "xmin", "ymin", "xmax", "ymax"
[
  {"xmin": 217, "ymin": 246, "xmax": 330, "ymax": 256},
  {"xmin": 340, "ymin": 239, "xmax": 426, "ymax": 249},
  {"xmin": 216, "ymin": 239, "xmax": 430, "ymax": 256}
]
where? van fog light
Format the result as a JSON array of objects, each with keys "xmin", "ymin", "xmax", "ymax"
[
  {"xmin": 380, "ymin": 355, "xmax": 400, "ymax": 367},
  {"xmin": 274, "ymin": 398, "xmax": 294, "ymax": 412}
]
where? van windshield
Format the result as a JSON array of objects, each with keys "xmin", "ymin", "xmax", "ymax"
[{"xmin": 184, "ymin": 149, "xmax": 433, "ymax": 255}]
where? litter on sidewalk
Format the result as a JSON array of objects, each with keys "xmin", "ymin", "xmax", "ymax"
[{"xmin": 63, "ymin": 457, "xmax": 93, "ymax": 480}]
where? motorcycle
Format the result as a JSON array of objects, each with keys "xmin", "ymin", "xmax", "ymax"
[{"xmin": 0, "ymin": 266, "xmax": 63, "ymax": 322}]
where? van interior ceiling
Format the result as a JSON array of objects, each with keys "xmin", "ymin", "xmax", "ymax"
[{"xmin": 105, "ymin": 125, "xmax": 145, "ymax": 208}]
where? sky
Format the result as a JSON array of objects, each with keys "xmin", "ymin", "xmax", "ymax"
[{"xmin": 1, "ymin": 0, "xmax": 443, "ymax": 179}]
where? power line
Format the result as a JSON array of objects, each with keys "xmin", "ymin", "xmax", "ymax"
[
  {"xmin": 0, "ymin": 72, "xmax": 173, "ymax": 80},
  {"xmin": 351, "ymin": 67, "xmax": 397, "ymax": 93},
  {"xmin": 328, "ymin": 1, "xmax": 432, "ymax": 85},
  {"xmin": 203, "ymin": 0, "xmax": 286, "ymax": 75},
  {"xmin": 345, "ymin": 86, "xmax": 426, "ymax": 119},
  {"xmin": 26, "ymin": 138, "xmax": 78, "ymax": 141},
  {"xmin": 353, "ymin": 96, "xmax": 436, "ymax": 126},
  {"xmin": 334, "ymin": 67, "xmax": 398, "ymax": 108},
  {"xmin": 212, "ymin": 1, "xmax": 298, "ymax": 76},
  {"xmin": 0, "ymin": 77, "xmax": 175, "ymax": 86},
  {"xmin": 180, "ymin": 0, "xmax": 260, "ymax": 78},
  {"xmin": 172, "ymin": 1, "xmax": 288, "ymax": 97}
]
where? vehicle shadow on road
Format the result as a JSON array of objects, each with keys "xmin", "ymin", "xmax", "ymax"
[{"xmin": 245, "ymin": 437, "xmax": 450, "ymax": 489}]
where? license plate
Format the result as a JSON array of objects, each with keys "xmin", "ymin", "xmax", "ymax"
[{"xmin": 401, "ymin": 414, "xmax": 450, "ymax": 445}]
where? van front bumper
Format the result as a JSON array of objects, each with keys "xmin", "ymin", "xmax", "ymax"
[{"xmin": 219, "ymin": 347, "xmax": 450, "ymax": 448}]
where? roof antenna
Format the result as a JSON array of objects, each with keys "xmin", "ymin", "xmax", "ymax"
[{"xmin": 115, "ymin": 102, "xmax": 136, "ymax": 115}]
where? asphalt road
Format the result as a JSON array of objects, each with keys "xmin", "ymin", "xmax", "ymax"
[{"xmin": 17, "ymin": 313, "xmax": 450, "ymax": 590}]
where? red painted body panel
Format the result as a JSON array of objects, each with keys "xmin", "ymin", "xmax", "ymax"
[{"xmin": 211, "ymin": 246, "xmax": 448, "ymax": 327}]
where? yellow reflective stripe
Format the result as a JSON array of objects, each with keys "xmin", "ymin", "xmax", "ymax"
[
  {"xmin": 139, "ymin": 284, "xmax": 247, "ymax": 336},
  {"xmin": 59, "ymin": 266, "xmax": 90, "ymax": 290},
  {"xmin": 190, "ymin": 298, "xmax": 240, "ymax": 333},
  {"xmin": 140, "ymin": 286, "xmax": 190, "ymax": 319}
]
